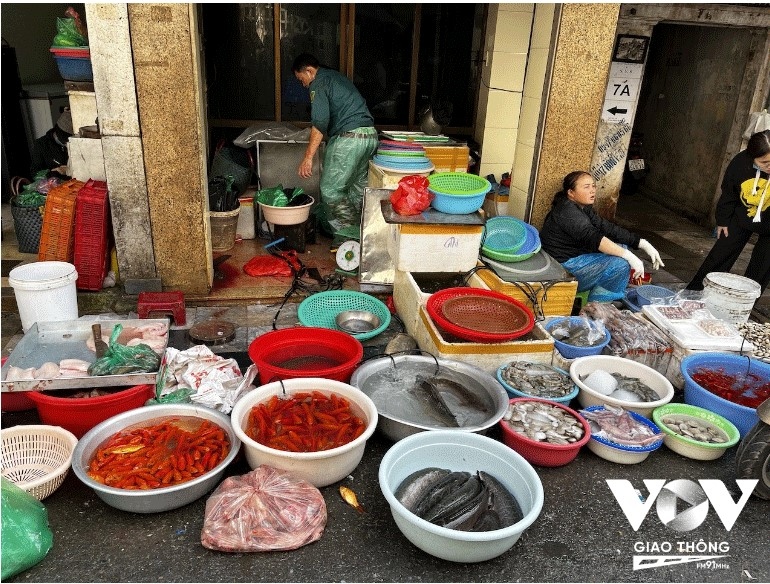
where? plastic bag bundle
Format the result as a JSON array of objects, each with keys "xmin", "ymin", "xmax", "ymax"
[
  {"xmin": 152, "ymin": 345, "xmax": 245, "ymax": 413},
  {"xmin": 1, "ymin": 478, "xmax": 53, "ymax": 579},
  {"xmin": 87, "ymin": 324, "xmax": 161, "ymax": 376},
  {"xmin": 201, "ymin": 465, "xmax": 327, "ymax": 552},
  {"xmin": 390, "ymin": 175, "xmax": 432, "ymax": 216},
  {"xmin": 53, "ymin": 16, "xmax": 88, "ymax": 47},
  {"xmin": 550, "ymin": 315, "xmax": 607, "ymax": 347}
]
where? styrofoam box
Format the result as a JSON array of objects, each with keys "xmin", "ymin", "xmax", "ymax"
[
  {"xmin": 664, "ymin": 339, "xmax": 752, "ymax": 391},
  {"xmin": 367, "ymin": 161, "xmax": 430, "ymax": 189},
  {"xmin": 414, "ymin": 305, "xmax": 554, "ymax": 375},
  {"xmin": 388, "ymin": 222, "xmax": 483, "ymax": 273},
  {"xmin": 393, "ymin": 270, "xmax": 469, "ymax": 338}
]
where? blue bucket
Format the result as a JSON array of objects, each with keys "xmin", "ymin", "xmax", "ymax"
[{"xmin": 681, "ymin": 352, "xmax": 766, "ymax": 437}]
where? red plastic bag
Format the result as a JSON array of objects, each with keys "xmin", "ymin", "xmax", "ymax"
[
  {"xmin": 390, "ymin": 175, "xmax": 432, "ymax": 216},
  {"xmin": 243, "ymin": 251, "xmax": 301, "ymax": 277}
]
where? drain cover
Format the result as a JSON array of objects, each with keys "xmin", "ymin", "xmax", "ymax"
[{"xmin": 188, "ymin": 319, "xmax": 236, "ymax": 345}]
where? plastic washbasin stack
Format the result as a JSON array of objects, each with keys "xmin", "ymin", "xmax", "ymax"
[{"xmin": 481, "ymin": 216, "xmax": 541, "ymax": 263}]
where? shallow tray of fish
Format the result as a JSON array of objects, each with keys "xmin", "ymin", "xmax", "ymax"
[
  {"xmin": 1, "ymin": 319, "xmax": 169, "ymax": 392},
  {"xmin": 350, "ymin": 354, "xmax": 510, "ymax": 441}
]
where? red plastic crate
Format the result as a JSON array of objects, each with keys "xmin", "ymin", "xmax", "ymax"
[
  {"xmin": 38, "ymin": 179, "xmax": 84, "ymax": 262},
  {"xmin": 73, "ymin": 180, "xmax": 111, "ymax": 290}
]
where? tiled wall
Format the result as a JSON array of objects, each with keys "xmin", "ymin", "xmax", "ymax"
[{"xmin": 474, "ymin": 4, "xmax": 556, "ymax": 219}]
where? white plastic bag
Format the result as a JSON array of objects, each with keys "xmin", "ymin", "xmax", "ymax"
[{"xmin": 743, "ymin": 109, "xmax": 770, "ymax": 140}]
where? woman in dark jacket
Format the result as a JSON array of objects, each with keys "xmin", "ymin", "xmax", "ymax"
[
  {"xmin": 540, "ymin": 171, "xmax": 664, "ymax": 302},
  {"xmin": 687, "ymin": 130, "xmax": 770, "ymax": 294}
]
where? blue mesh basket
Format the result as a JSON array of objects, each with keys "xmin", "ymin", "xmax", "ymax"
[
  {"xmin": 482, "ymin": 216, "xmax": 527, "ymax": 254},
  {"xmin": 482, "ymin": 223, "xmax": 541, "ymax": 262},
  {"xmin": 298, "ymin": 290, "xmax": 391, "ymax": 341}
]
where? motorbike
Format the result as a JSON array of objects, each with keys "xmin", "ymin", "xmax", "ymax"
[
  {"xmin": 620, "ymin": 133, "xmax": 648, "ymax": 196},
  {"xmin": 736, "ymin": 397, "xmax": 770, "ymax": 499}
]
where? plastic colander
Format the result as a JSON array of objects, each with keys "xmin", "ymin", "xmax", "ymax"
[{"xmin": 298, "ymin": 290, "xmax": 391, "ymax": 341}]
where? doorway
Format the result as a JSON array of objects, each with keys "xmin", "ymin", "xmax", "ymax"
[{"xmin": 628, "ymin": 22, "xmax": 759, "ymax": 228}]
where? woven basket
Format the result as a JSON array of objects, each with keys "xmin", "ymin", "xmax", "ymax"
[
  {"xmin": 1, "ymin": 424, "xmax": 78, "ymax": 501},
  {"xmin": 10, "ymin": 198, "xmax": 45, "ymax": 254}
]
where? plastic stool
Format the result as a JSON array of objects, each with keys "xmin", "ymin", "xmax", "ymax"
[{"xmin": 137, "ymin": 291, "xmax": 186, "ymax": 326}]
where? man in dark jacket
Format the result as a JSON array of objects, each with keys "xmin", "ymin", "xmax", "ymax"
[
  {"xmin": 292, "ymin": 53, "xmax": 377, "ymax": 237},
  {"xmin": 30, "ymin": 109, "xmax": 73, "ymax": 176}
]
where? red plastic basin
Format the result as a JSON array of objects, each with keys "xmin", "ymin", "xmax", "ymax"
[
  {"xmin": 26, "ymin": 384, "xmax": 155, "ymax": 438},
  {"xmin": 248, "ymin": 327, "xmax": 363, "ymax": 384},
  {"xmin": 499, "ymin": 398, "xmax": 591, "ymax": 467}
]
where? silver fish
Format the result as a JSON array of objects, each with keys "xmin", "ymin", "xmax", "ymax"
[{"xmin": 501, "ymin": 361, "xmax": 574, "ymax": 399}]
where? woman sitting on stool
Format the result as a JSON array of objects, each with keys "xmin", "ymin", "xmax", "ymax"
[{"xmin": 540, "ymin": 170, "xmax": 664, "ymax": 302}]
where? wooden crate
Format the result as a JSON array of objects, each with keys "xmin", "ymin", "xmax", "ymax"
[{"xmin": 468, "ymin": 264, "xmax": 578, "ymax": 317}]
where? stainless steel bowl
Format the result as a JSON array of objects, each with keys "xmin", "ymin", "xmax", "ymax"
[
  {"xmin": 71, "ymin": 404, "xmax": 240, "ymax": 513},
  {"xmin": 350, "ymin": 354, "xmax": 509, "ymax": 441},
  {"xmin": 335, "ymin": 310, "xmax": 381, "ymax": 334}
]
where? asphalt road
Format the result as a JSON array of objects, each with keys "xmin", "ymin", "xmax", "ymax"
[{"xmin": 2, "ymin": 392, "xmax": 768, "ymax": 584}]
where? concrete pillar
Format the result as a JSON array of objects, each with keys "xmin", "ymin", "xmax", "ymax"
[
  {"xmin": 86, "ymin": 3, "xmax": 159, "ymax": 290},
  {"xmin": 127, "ymin": 3, "xmax": 212, "ymax": 294},
  {"xmin": 529, "ymin": 3, "xmax": 621, "ymax": 229}
]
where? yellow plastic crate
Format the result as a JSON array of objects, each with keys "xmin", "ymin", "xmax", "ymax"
[{"xmin": 423, "ymin": 145, "xmax": 470, "ymax": 173}]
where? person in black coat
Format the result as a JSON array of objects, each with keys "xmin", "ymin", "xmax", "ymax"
[
  {"xmin": 687, "ymin": 130, "xmax": 770, "ymax": 294},
  {"xmin": 540, "ymin": 171, "xmax": 664, "ymax": 302},
  {"xmin": 29, "ymin": 109, "xmax": 73, "ymax": 177}
]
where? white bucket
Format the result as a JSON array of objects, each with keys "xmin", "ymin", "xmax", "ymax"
[
  {"xmin": 8, "ymin": 261, "xmax": 79, "ymax": 332},
  {"xmin": 702, "ymin": 272, "xmax": 761, "ymax": 324}
]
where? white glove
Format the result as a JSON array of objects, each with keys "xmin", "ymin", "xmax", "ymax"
[
  {"xmin": 621, "ymin": 249, "xmax": 645, "ymax": 281},
  {"xmin": 638, "ymin": 239, "xmax": 664, "ymax": 270}
]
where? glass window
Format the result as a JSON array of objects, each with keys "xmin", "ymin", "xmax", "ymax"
[
  {"xmin": 202, "ymin": 4, "xmax": 276, "ymax": 121},
  {"xmin": 353, "ymin": 4, "xmax": 415, "ymax": 126},
  {"xmin": 279, "ymin": 3, "xmax": 341, "ymax": 122}
]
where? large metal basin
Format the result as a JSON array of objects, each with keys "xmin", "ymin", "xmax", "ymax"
[{"xmin": 350, "ymin": 354, "xmax": 509, "ymax": 442}]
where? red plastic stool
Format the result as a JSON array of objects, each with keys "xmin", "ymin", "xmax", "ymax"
[{"xmin": 137, "ymin": 291, "xmax": 186, "ymax": 326}]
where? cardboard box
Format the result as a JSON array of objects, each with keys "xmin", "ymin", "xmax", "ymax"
[{"xmin": 414, "ymin": 305, "xmax": 554, "ymax": 374}]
